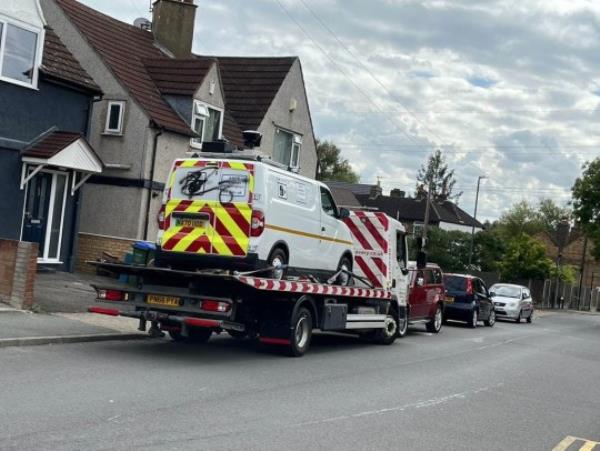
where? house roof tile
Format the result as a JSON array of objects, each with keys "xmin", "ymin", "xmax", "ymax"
[
  {"xmin": 144, "ymin": 57, "xmax": 216, "ymax": 96},
  {"xmin": 22, "ymin": 130, "xmax": 83, "ymax": 158},
  {"xmin": 56, "ymin": 0, "xmax": 193, "ymax": 136},
  {"xmin": 40, "ymin": 27, "xmax": 101, "ymax": 93},
  {"xmin": 213, "ymin": 56, "xmax": 296, "ymax": 131}
]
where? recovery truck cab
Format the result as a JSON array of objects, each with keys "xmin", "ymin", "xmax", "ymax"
[{"xmin": 87, "ymin": 152, "xmax": 411, "ymax": 357}]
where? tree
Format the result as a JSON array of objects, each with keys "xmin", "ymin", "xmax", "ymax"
[
  {"xmin": 495, "ymin": 201, "xmax": 544, "ymax": 239},
  {"xmin": 316, "ymin": 139, "xmax": 359, "ymax": 183},
  {"xmin": 498, "ymin": 234, "xmax": 554, "ymax": 281},
  {"xmin": 538, "ymin": 198, "xmax": 570, "ymax": 234},
  {"xmin": 572, "ymin": 158, "xmax": 600, "ymax": 260},
  {"xmin": 415, "ymin": 149, "xmax": 462, "ymax": 202}
]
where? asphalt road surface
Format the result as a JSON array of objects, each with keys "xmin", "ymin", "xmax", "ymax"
[{"xmin": 1, "ymin": 311, "xmax": 599, "ymax": 450}]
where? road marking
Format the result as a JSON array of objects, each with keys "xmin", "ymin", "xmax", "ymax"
[{"xmin": 553, "ymin": 436, "xmax": 599, "ymax": 451}]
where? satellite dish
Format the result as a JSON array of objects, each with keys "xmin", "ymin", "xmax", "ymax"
[{"xmin": 133, "ymin": 17, "xmax": 151, "ymax": 31}]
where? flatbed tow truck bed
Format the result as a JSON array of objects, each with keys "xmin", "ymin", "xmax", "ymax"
[{"xmin": 87, "ymin": 261, "xmax": 404, "ymax": 356}]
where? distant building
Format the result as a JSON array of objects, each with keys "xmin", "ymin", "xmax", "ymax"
[
  {"xmin": 0, "ymin": 1, "xmax": 102, "ymax": 271},
  {"xmin": 326, "ymin": 182, "xmax": 483, "ymax": 234}
]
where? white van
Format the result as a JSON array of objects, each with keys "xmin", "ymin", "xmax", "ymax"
[{"xmin": 155, "ymin": 155, "xmax": 354, "ymax": 281}]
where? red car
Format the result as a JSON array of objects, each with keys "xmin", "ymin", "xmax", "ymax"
[{"xmin": 407, "ymin": 262, "xmax": 445, "ymax": 333}]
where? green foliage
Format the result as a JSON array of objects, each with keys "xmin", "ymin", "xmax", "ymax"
[
  {"xmin": 538, "ymin": 199, "xmax": 571, "ymax": 234},
  {"xmin": 316, "ymin": 139, "xmax": 359, "ymax": 183},
  {"xmin": 408, "ymin": 228, "xmax": 472, "ymax": 272},
  {"xmin": 572, "ymin": 158, "xmax": 600, "ymax": 260},
  {"xmin": 550, "ymin": 264, "xmax": 578, "ymax": 284},
  {"xmin": 495, "ymin": 201, "xmax": 544, "ymax": 238},
  {"xmin": 415, "ymin": 149, "xmax": 462, "ymax": 202},
  {"xmin": 497, "ymin": 234, "xmax": 554, "ymax": 281}
]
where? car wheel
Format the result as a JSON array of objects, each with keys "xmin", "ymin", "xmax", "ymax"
[
  {"xmin": 267, "ymin": 247, "xmax": 287, "ymax": 280},
  {"xmin": 335, "ymin": 255, "xmax": 353, "ymax": 286},
  {"xmin": 515, "ymin": 310, "xmax": 522, "ymax": 323},
  {"xmin": 426, "ymin": 306, "xmax": 443, "ymax": 333},
  {"xmin": 287, "ymin": 307, "xmax": 313, "ymax": 357},
  {"xmin": 484, "ymin": 309, "xmax": 496, "ymax": 327},
  {"xmin": 397, "ymin": 308, "xmax": 408, "ymax": 338},
  {"xmin": 468, "ymin": 309, "xmax": 478, "ymax": 328},
  {"xmin": 526, "ymin": 311, "xmax": 533, "ymax": 324}
]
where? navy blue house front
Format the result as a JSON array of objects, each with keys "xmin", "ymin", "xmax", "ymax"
[{"xmin": 0, "ymin": 10, "xmax": 102, "ymax": 272}]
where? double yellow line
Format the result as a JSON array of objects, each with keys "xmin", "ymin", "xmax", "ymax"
[{"xmin": 553, "ymin": 436, "xmax": 599, "ymax": 451}]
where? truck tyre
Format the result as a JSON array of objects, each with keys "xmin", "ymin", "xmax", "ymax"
[
  {"xmin": 267, "ymin": 247, "xmax": 287, "ymax": 280},
  {"xmin": 335, "ymin": 255, "xmax": 353, "ymax": 286},
  {"xmin": 288, "ymin": 306, "xmax": 312, "ymax": 357},
  {"xmin": 426, "ymin": 305, "xmax": 443, "ymax": 333},
  {"xmin": 397, "ymin": 310, "xmax": 408, "ymax": 338},
  {"xmin": 373, "ymin": 314, "xmax": 398, "ymax": 345}
]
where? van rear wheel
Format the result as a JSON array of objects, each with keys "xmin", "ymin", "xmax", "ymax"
[
  {"xmin": 335, "ymin": 255, "xmax": 353, "ymax": 286},
  {"xmin": 267, "ymin": 248, "xmax": 287, "ymax": 280}
]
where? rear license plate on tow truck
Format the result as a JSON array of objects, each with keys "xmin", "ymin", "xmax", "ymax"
[
  {"xmin": 147, "ymin": 294, "xmax": 180, "ymax": 307},
  {"xmin": 176, "ymin": 218, "xmax": 205, "ymax": 228}
]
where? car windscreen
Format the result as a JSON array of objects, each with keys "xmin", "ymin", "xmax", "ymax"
[
  {"xmin": 444, "ymin": 275, "xmax": 467, "ymax": 293},
  {"xmin": 491, "ymin": 285, "xmax": 521, "ymax": 298},
  {"xmin": 173, "ymin": 165, "xmax": 250, "ymax": 203}
]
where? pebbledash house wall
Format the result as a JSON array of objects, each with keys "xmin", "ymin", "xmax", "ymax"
[
  {"xmin": 43, "ymin": 0, "xmax": 191, "ymax": 271},
  {"xmin": 0, "ymin": 77, "xmax": 93, "ymax": 271},
  {"xmin": 256, "ymin": 59, "xmax": 318, "ymax": 179}
]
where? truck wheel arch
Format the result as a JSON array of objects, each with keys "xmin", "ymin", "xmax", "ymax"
[{"xmin": 292, "ymin": 295, "xmax": 319, "ymax": 330}]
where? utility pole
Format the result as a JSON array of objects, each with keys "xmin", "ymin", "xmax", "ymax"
[{"xmin": 468, "ymin": 175, "xmax": 486, "ymax": 266}]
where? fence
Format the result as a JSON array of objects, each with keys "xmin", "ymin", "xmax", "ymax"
[{"xmin": 539, "ymin": 279, "xmax": 600, "ymax": 311}]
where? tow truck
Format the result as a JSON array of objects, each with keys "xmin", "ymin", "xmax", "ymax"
[{"xmin": 88, "ymin": 209, "xmax": 412, "ymax": 357}]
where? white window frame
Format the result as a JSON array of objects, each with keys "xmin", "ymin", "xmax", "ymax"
[
  {"xmin": 19, "ymin": 168, "xmax": 69, "ymax": 264},
  {"xmin": 190, "ymin": 100, "xmax": 224, "ymax": 149},
  {"xmin": 274, "ymin": 128, "xmax": 302, "ymax": 169},
  {"xmin": 104, "ymin": 100, "xmax": 125, "ymax": 134},
  {"xmin": 0, "ymin": 14, "xmax": 44, "ymax": 90}
]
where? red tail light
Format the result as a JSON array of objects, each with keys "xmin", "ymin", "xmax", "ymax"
[
  {"xmin": 466, "ymin": 278, "xmax": 473, "ymax": 295},
  {"xmin": 157, "ymin": 204, "xmax": 166, "ymax": 230},
  {"xmin": 97, "ymin": 289, "xmax": 128, "ymax": 302},
  {"xmin": 201, "ymin": 299, "xmax": 231, "ymax": 312},
  {"xmin": 250, "ymin": 210, "xmax": 265, "ymax": 237}
]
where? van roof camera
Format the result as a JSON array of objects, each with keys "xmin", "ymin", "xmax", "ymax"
[{"xmin": 243, "ymin": 130, "xmax": 262, "ymax": 149}]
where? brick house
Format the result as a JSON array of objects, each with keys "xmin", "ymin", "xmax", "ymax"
[
  {"xmin": 41, "ymin": 0, "xmax": 317, "ymax": 270},
  {"xmin": 0, "ymin": 1, "xmax": 102, "ymax": 272}
]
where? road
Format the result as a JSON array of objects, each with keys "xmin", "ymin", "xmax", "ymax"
[{"xmin": 1, "ymin": 312, "xmax": 599, "ymax": 450}]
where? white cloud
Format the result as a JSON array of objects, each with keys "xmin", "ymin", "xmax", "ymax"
[{"xmin": 80, "ymin": 0, "xmax": 600, "ymax": 221}]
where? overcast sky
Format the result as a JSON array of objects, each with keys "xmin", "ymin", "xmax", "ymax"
[{"xmin": 80, "ymin": 0, "xmax": 600, "ymax": 222}]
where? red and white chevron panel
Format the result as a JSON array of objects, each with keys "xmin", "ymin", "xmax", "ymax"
[
  {"xmin": 236, "ymin": 276, "xmax": 392, "ymax": 299},
  {"xmin": 343, "ymin": 211, "xmax": 391, "ymax": 288}
]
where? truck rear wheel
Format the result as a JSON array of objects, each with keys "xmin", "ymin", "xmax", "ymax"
[
  {"xmin": 288, "ymin": 307, "xmax": 312, "ymax": 357},
  {"xmin": 372, "ymin": 314, "xmax": 398, "ymax": 345}
]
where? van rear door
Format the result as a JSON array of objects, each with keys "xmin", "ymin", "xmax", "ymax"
[{"xmin": 161, "ymin": 160, "xmax": 254, "ymax": 257}]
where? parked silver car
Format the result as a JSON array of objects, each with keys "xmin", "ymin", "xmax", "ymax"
[{"xmin": 489, "ymin": 283, "xmax": 534, "ymax": 323}]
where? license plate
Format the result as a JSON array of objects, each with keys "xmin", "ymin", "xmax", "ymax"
[
  {"xmin": 147, "ymin": 294, "xmax": 180, "ymax": 307},
  {"xmin": 445, "ymin": 296, "xmax": 454, "ymax": 303},
  {"xmin": 176, "ymin": 218, "xmax": 205, "ymax": 228}
]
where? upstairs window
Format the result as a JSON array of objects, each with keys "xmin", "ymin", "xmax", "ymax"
[
  {"xmin": 104, "ymin": 101, "xmax": 125, "ymax": 134},
  {"xmin": 191, "ymin": 101, "xmax": 223, "ymax": 148},
  {"xmin": 273, "ymin": 128, "xmax": 301, "ymax": 168},
  {"xmin": 0, "ymin": 19, "xmax": 41, "ymax": 88}
]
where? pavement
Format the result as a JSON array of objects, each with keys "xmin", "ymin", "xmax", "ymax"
[{"xmin": 0, "ymin": 311, "xmax": 599, "ymax": 450}]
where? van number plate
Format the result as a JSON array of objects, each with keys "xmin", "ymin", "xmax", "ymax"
[
  {"xmin": 147, "ymin": 294, "xmax": 181, "ymax": 307},
  {"xmin": 176, "ymin": 218, "xmax": 205, "ymax": 228},
  {"xmin": 445, "ymin": 296, "xmax": 454, "ymax": 303}
]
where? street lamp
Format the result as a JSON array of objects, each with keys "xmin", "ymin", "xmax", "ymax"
[{"xmin": 468, "ymin": 175, "xmax": 487, "ymax": 266}]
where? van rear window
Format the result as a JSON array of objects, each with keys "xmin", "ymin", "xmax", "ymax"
[{"xmin": 173, "ymin": 165, "xmax": 250, "ymax": 202}]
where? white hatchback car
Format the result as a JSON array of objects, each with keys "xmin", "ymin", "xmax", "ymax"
[{"xmin": 489, "ymin": 283, "xmax": 534, "ymax": 323}]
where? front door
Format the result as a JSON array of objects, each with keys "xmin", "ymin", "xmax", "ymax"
[{"xmin": 22, "ymin": 171, "xmax": 68, "ymax": 262}]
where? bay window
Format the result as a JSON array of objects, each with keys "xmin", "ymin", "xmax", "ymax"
[
  {"xmin": 273, "ymin": 128, "xmax": 301, "ymax": 168},
  {"xmin": 0, "ymin": 17, "xmax": 41, "ymax": 88}
]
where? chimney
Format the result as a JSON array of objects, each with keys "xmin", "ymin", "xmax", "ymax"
[
  {"xmin": 152, "ymin": 0, "xmax": 197, "ymax": 58},
  {"xmin": 390, "ymin": 188, "xmax": 405, "ymax": 198}
]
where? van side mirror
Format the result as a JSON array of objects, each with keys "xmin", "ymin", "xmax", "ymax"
[
  {"xmin": 338, "ymin": 207, "xmax": 350, "ymax": 219},
  {"xmin": 416, "ymin": 250, "xmax": 427, "ymax": 269}
]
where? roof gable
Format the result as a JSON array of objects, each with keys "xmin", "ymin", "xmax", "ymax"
[
  {"xmin": 56, "ymin": 0, "xmax": 192, "ymax": 136},
  {"xmin": 213, "ymin": 56, "xmax": 296, "ymax": 131},
  {"xmin": 144, "ymin": 57, "xmax": 216, "ymax": 96}
]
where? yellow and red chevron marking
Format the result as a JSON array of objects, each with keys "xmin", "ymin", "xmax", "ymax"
[{"xmin": 162, "ymin": 199, "xmax": 252, "ymax": 256}]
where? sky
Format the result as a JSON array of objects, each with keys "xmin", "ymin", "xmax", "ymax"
[{"xmin": 80, "ymin": 0, "xmax": 600, "ymax": 222}]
